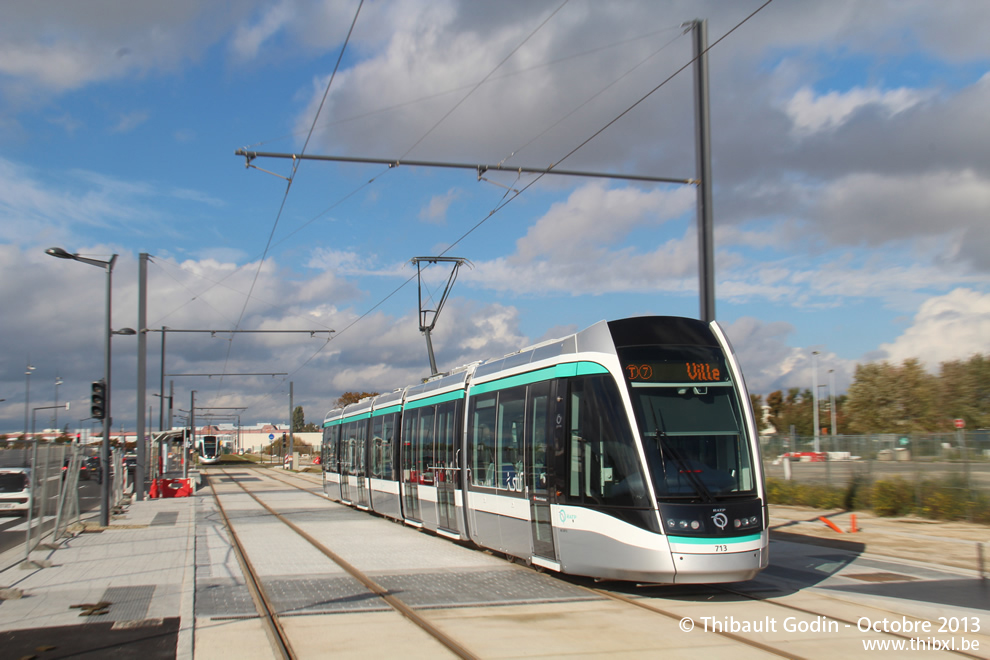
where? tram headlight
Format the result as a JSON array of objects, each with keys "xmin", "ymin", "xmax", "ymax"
[
  {"xmin": 733, "ymin": 516, "xmax": 760, "ymax": 530},
  {"xmin": 667, "ymin": 518, "xmax": 703, "ymax": 532}
]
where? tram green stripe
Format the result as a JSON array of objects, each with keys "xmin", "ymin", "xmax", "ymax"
[
  {"xmin": 325, "ymin": 411, "xmax": 372, "ymax": 427},
  {"xmin": 322, "ymin": 361, "xmax": 609, "ymax": 426},
  {"xmin": 404, "ymin": 389, "xmax": 464, "ymax": 410},
  {"xmin": 371, "ymin": 404, "xmax": 402, "ymax": 417},
  {"xmin": 470, "ymin": 361, "xmax": 608, "ymax": 395},
  {"xmin": 667, "ymin": 534, "xmax": 761, "ymax": 545}
]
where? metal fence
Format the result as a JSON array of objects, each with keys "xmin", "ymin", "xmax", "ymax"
[
  {"xmin": 1, "ymin": 443, "xmax": 132, "ymax": 565},
  {"xmin": 760, "ymin": 431, "xmax": 990, "ymax": 512}
]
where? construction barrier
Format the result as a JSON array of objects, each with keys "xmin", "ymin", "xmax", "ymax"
[{"xmin": 151, "ymin": 478, "xmax": 193, "ymax": 498}]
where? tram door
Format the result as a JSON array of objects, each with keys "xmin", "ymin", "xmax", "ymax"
[
  {"xmin": 526, "ymin": 381, "xmax": 555, "ymax": 560},
  {"xmin": 435, "ymin": 400, "xmax": 461, "ymax": 533},
  {"xmin": 400, "ymin": 411, "xmax": 421, "ymax": 521},
  {"xmin": 351, "ymin": 421, "xmax": 369, "ymax": 509}
]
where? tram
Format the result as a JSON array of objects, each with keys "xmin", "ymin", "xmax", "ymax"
[
  {"xmin": 197, "ymin": 435, "xmax": 222, "ymax": 465},
  {"xmin": 322, "ymin": 316, "xmax": 768, "ymax": 584}
]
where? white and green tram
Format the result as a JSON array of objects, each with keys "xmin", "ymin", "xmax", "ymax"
[{"xmin": 322, "ymin": 316, "xmax": 768, "ymax": 583}]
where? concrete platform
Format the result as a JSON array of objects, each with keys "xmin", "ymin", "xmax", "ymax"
[{"xmin": 0, "ymin": 467, "xmax": 986, "ymax": 659}]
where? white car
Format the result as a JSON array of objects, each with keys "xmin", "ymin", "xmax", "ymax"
[{"xmin": 0, "ymin": 467, "xmax": 31, "ymax": 516}]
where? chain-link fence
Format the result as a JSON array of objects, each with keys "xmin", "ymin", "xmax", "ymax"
[{"xmin": 760, "ymin": 431, "xmax": 990, "ymax": 520}]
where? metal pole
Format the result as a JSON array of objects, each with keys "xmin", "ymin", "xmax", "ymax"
[
  {"xmin": 136, "ymin": 253, "xmax": 148, "ymax": 500},
  {"xmin": 159, "ymin": 327, "xmax": 166, "ymax": 431},
  {"xmin": 288, "ymin": 382, "xmax": 294, "ymax": 469},
  {"xmin": 829, "ymin": 369, "xmax": 837, "ymax": 438},
  {"xmin": 100, "ymin": 256, "xmax": 117, "ymax": 527},
  {"xmin": 23, "ymin": 361, "xmax": 34, "ymax": 441},
  {"xmin": 186, "ymin": 391, "xmax": 195, "ymax": 480},
  {"xmin": 692, "ymin": 19, "xmax": 715, "ymax": 323},
  {"xmin": 424, "ymin": 329, "xmax": 438, "ymax": 376},
  {"xmin": 812, "ymin": 351, "xmax": 820, "ymax": 454}
]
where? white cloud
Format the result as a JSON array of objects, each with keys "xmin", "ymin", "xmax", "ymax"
[
  {"xmin": 418, "ymin": 188, "xmax": 460, "ymax": 224},
  {"xmin": 724, "ymin": 316, "xmax": 855, "ymax": 396},
  {"xmin": 111, "ymin": 111, "xmax": 150, "ymax": 133},
  {"xmin": 785, "ymin": 85, "xmax": 931, "ymax": 136},
  {"xmin": 514, "ymin": 182, "xmax": 695, "ymax": 262},
  {"xmin": 230, "ymin": 0, "xmax": 295, "ymax": 61},
  {"xmin": 877, "ymin": 288, "xmax": 990, "ymax": 370}
]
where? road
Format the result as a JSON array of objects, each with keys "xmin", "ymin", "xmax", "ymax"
[{"xmin": 0, "ymin": 477, "xmax": 101, "ymax": 556}]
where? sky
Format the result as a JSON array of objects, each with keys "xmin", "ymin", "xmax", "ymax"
[{"xmin": 1, "ymin": 0, "xmax": 988, "ymax": 434}]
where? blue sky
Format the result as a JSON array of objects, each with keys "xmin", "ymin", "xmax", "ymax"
[{"xmin": 1, "ymin": 0, "xmax": 988, "ymax": 433}]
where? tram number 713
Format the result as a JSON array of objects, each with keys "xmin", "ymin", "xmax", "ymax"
[{"xmin": 714, "ymin": 544, "xmax": 728, "ymax": 552}]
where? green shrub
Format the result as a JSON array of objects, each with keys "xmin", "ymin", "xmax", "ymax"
[
  {"xmin": 869, "ymin": 478, "xmax": 915, "ymax": 516},
  {"xmin": 765, "ymin": 478, "xmax": 844, "ymax": 509},
  {"xmin": 765, "ymin": 476, "xmax": 989, "ymax": 523}
]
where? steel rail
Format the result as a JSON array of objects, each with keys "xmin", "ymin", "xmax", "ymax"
[
  {"xmin": 216, "ymin": 466, "xmax": 481, "ymax": 660},
  {"xmin": 215, "ymin": 465, "xmax": 802, "ymax": 659},
  {"xmin": 205, "ymin": 473, "xmax": 296, "ymax": 659}
]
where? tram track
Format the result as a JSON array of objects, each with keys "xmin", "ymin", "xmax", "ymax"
[
  {"xmin": 207, "ymin": 466, "xmax": 480, "ymax": 660},
  {"xmin": 206, "ymin": 463, "xmax": 990, "ymax": 659},
  {"xmin": 205, "ymin": 472, "xmax": 296, "ymax": 659}
]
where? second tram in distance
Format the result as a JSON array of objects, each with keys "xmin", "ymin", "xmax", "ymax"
[
  {"xmin": 197, "ymin": 435, "xmax": 222, "ymax": 465},
  {"xmin": 321, "ymin": 316, "xmax": 768, "ymax": 583}
]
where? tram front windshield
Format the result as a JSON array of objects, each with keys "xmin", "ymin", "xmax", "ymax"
[{"xmin": 620, "ymin": 346, "xmax": 757, "ymax": 502}]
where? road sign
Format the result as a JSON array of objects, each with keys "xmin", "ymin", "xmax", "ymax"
[
  {"xmin": 269, "ymin": 433, "xmax": 275, "ymax": 440},
  {"xmin": 954, "ymin": 418, "xmax": 965, "ymax": 429}
]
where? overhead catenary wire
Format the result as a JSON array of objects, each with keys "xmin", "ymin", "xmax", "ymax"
[
  {"xmin": 244, "ymin": 2, "xmax": 777, "ymax": 411},
  {"xmin": 240, "ymin": 23, "xmax": 686, "ymax": 151},
  {"xmin": 216, "ymin": 0, "xmax": 364, "ymax": 403},
  {"xmin": 396, "ymin": 0, "xmax": 571, "ymax": 161}
]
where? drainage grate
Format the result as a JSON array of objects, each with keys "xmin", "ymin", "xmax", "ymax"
[
  {"xmin": 150, "ymin": 511, "xmax": 179, "ymax": 527},
  {"xmin": 92, "ymin": 585, "xmax": 156, "ymax": 622}
]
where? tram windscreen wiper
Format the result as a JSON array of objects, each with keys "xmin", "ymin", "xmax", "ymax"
[{"xmin": 649, "ymin": 402, "xmax": 714, "ymax": 504}]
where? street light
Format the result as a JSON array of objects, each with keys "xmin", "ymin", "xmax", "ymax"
[
  {"xmin": 811, "ymin": 351, "xmax": 820, "ymax": 453},
  {"xmin": 46, "ymin": 247, "xmax": 120, "ymax": 528},
  {"xmin": 23, "ymin": 362, "xmax": 35, "ymax": 440},
  {"xmin": 53, "ymin": 375, "xmax": 63, "ymax": 433}
]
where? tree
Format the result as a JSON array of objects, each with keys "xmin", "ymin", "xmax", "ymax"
[
  {"xmin": 334, "ymin": 391, "xmax": 379, "ymax": 408},
  {"xmin": 939, "ymin": 354, "xmax": 990, "ymax": 430},
  {"xmin": 846, "ymin": 359, "xmax": 940, "ymax": 433},
  {"xmin": 292, "ymin": 405, "xmax": 305, "ymax": 432}
]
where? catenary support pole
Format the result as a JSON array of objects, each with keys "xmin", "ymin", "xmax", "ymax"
[{"xmin": 692, "ymin": 19, "xmax": 716, "ymax": 323}]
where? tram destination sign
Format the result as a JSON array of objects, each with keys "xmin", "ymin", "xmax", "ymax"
[{"xmin": 624, "ymin": 361, "xmax": 726, "ymax": 383}]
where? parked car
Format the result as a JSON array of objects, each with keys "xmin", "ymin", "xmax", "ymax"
[
  {"xmin": 0, "ymin": 467, "xmax": 31, "ymax": 516},
  {"xmin": 81, "ymin": 456, "xmax": 101, "ymax": 482}
]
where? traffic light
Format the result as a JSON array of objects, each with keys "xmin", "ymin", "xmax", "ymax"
[{"xmin": 91, "ymin": 379, "xmax": 106, "ymax": 420}]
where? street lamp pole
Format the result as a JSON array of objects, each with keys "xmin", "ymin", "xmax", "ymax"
[
  {"xmin": 811, "ymin": 351, "xmax": 820, "ymax": 453},
  {"xmin": 23, "ymin": 361, "xmax": 35, "ymax": 440},
  {"xmin": 829, "ymin": 369, "xmax": 837, "ymax": 438},
  {"xmin": 46, "ymin": 247, "xmax": 118, "ymax": 527},
  {"xmin": 53, "ymin": 375, "xmax": 63, "ymax": 433}
]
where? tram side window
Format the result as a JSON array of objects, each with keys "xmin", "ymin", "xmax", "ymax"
[
  {"xmin": 417, "ymin": 406, "xmax": 436, "ymax": 484},
  {"xmin": 401, "ymin": 410, "xmax": 418, "ymax": 484},
  {"xmin": 435, "ymin": 400, "xmax": 460, "ymax": 488},
  {"xmin": 324, "ymin": 426, "xmax": 339, "ymax": 474},
  {"xmin": 496, "ymin": 387, "xmax": 526, "ymax": 493},
  {"xmin": 371, "ymin": 416, "xmax": 383, "ymax": 478},
  {"xmin": 341, "ymin": 420, "xmax": 359, "ymax": 476},
  {"xmin": 566, "ymin": 376, "xmax": 649, "ymax": 508},
  {"xmin": 469, "ymin": 395, "xmax": 497, "ymax": 487},
  {"xmin": 371, "ymin": 413, "xmax": 396, "ymax": 480}
]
